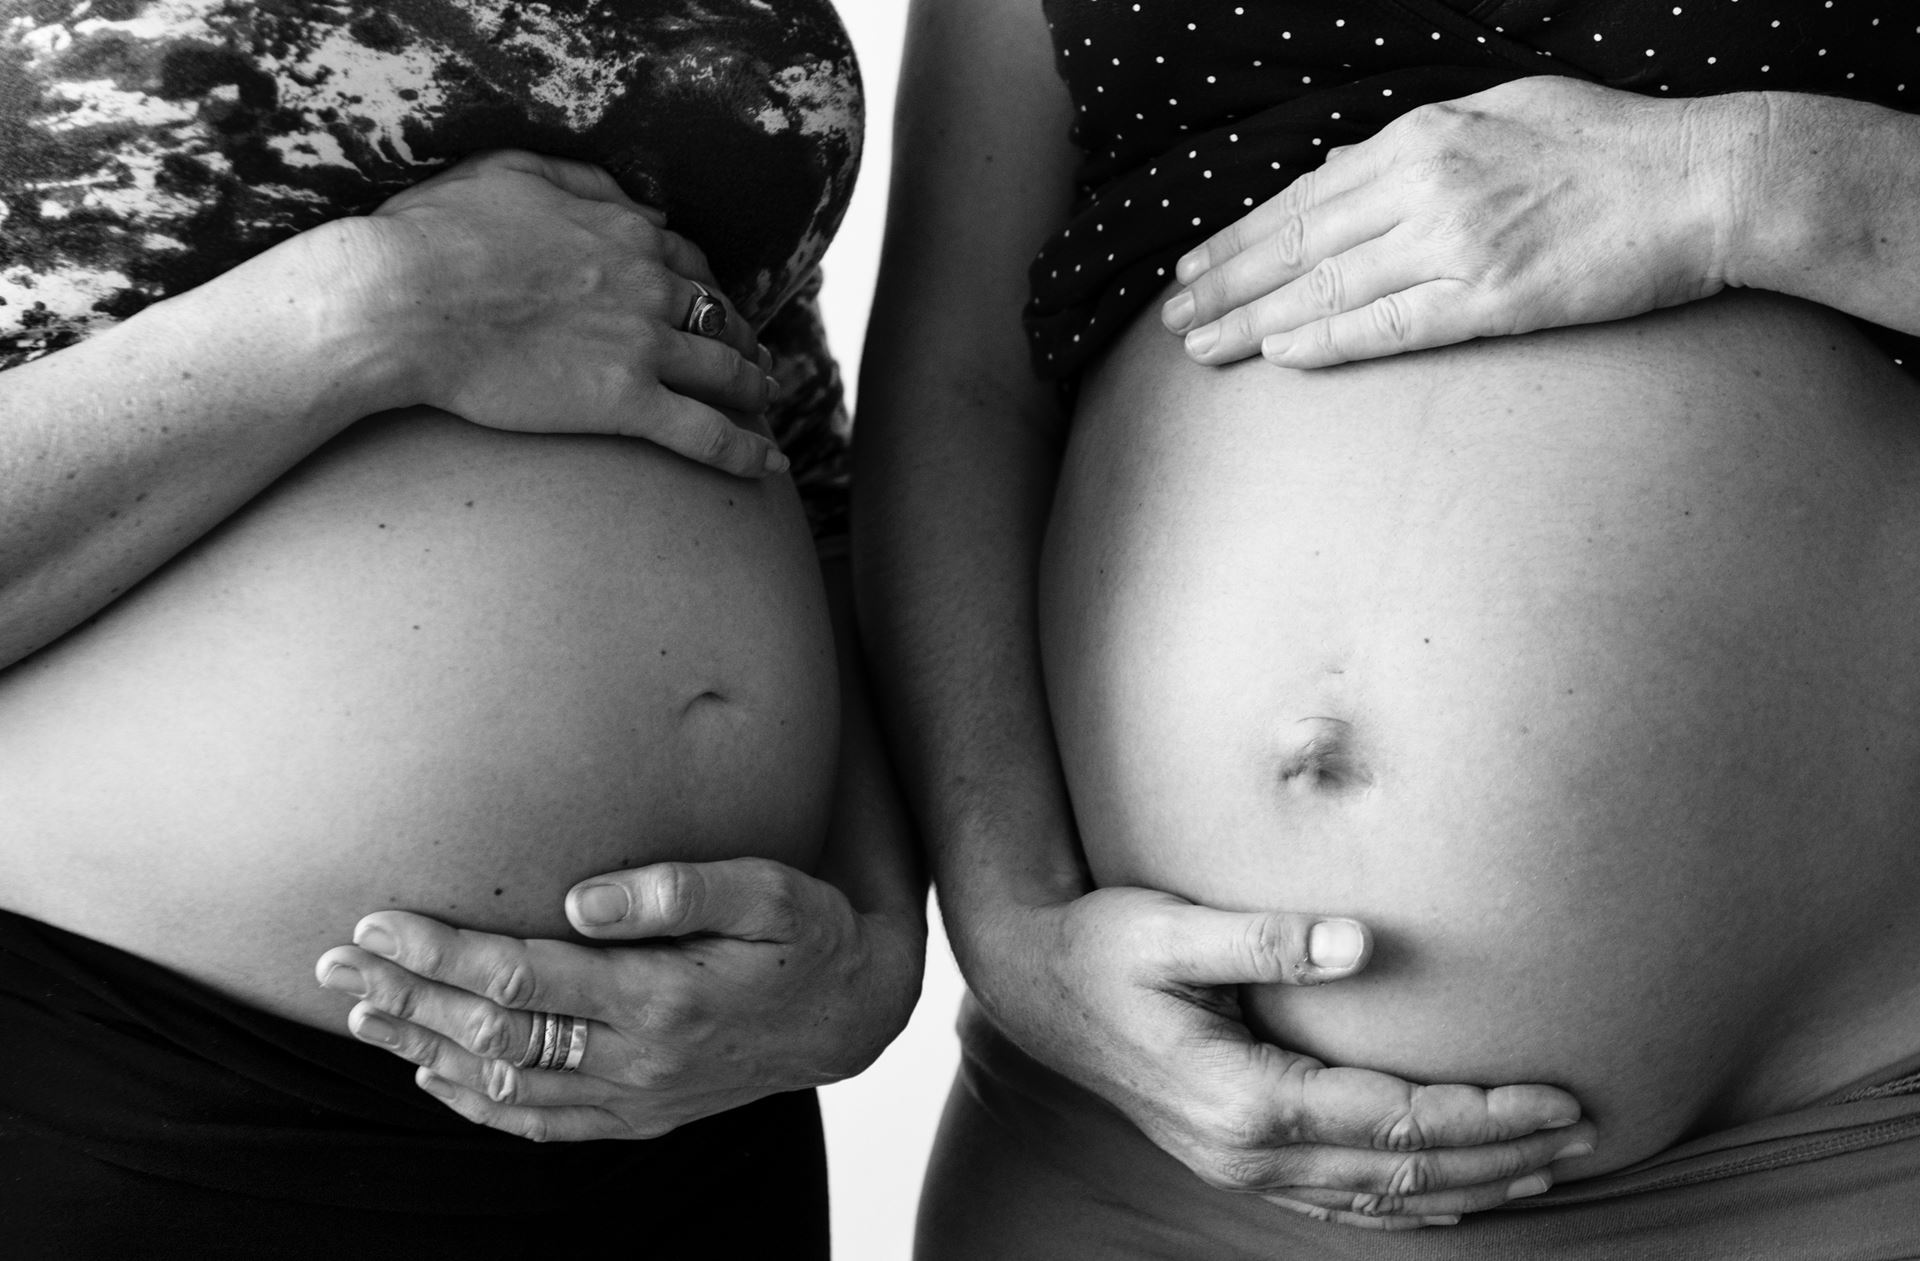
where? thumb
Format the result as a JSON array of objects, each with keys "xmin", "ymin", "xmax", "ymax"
[
  {"xmin": 1158, "ymin": 906, "xmax": 1371, "ymax": 987},
  {"xmin": 565, "ymin": 858, "xmax": 817, "ymax": 943}
]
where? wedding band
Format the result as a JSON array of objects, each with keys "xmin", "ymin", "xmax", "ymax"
[
  {"xmin": 681, "ymin": 282, "xmax": 727, "ymax": 339},
  {"xmin": 515, "ymin": 1011, "xmax": 547, "ymax": 1070},
  {"xmin": 536, "ymin": 1011, "xmax": 562, "ymax": 1071},
  {"xmin": 560, "ymin": 1016, "xmax": 588, "ymax": 1073}
]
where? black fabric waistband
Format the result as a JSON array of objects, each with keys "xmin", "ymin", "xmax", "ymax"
[{"xmin": 0, "ymin": 906, "xmax": 820, "ymax": 1216}]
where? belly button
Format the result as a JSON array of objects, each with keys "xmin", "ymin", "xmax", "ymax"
[{"xmin": 1275, "ymin": 717, "xmax": 1373, "ymax": 795}]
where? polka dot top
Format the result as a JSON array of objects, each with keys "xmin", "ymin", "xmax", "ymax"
[{"xmin": 1027, "ymin": 0, "xmax": 1920, "ymax": 383}]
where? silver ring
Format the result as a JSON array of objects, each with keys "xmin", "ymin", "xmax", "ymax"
[
  {"xmin": 560, "ymin": 1016, "xmax": 588, "ymax": 1073},
  {"xmin": 515, "ymin": 1011, "xmax": 547, "ymax": 1070},
  {"xmin": 536, "ymin": 1012, "xmax": 563, "ymax": 1071},
  {"xmin": 681, "ymin": 282, "xmax": 727, "ymax": 339}
]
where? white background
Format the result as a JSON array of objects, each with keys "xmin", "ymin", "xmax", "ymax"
[{"xmin": 812, "ymin": 3, "xmax": 974, "ymax": 1259}]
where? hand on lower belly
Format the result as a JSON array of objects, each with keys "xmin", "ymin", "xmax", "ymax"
[
  {"xmin": 970, "ymin": 886, "xmax": 1596, "ymax": 1229},
  {"xmin": 313, "ymin": 856, "xmax": 925, "ymax": 1141}
]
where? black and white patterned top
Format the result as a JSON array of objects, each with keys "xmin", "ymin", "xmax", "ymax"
[
  {"xmin": 1028, "ymin": 0, "xmax": 1920, "ymax": 383},
  {"xmin": 0, "ymin": 0, "xmax": 862, "ymax": 534}
]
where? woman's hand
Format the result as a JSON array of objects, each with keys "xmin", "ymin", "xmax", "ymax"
[
  {"xmin": 1161, "ymin": 76, "xmax": 1739, "ymax": 368},
  {"xmin": 976, "ymin": 887, "xmax": 1594, "ymax": 1230},
  {"xmin": 338, "ymin": 149, "xmax": 786, "ymax": 476},
  {"xmin": 314, "ymin": 858, "xmax": 924, "ymax": 1141}
]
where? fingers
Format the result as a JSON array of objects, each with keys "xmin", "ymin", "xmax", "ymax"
[
  {"xmin": 1164, "ymin": 187, "xmax": 1397, "ymax": 347},
  {"xmin": 625, "ymin": 389, "xmax": 788, "ymax": 477},
  {"xmin": 1149, "ymin": 903, "xmax": 1372, "ymax": 987},
  {"xmin": 415, "ymin": 1069, "xmax": 633, "ymax": 1142},
  {"xmin": 658, "ymin": 320, "xmax": 775, "ymax": 414},
  {"xmin": 1280, "ymin": 1061, "xmax": 1582, "ymax": 1151},
  {"xmin": 1267, "ymin": 1160, "xmax": 1558, "ymax": 1223},
  {"xmin": 1187, "ymin": 1105, "xmax": 1596, "ymax": 1205},
  {"xmin": 566, "ymin": 857, "xmax": 823, "ymax": 943},
  {"xmin": 1261, "ymin": 279, "xmax": 1478, "ymax": 368},
  {"xmin": 656, "ymin": 236, "xmax": 763, "ymax": 365},
  {"xmin": 332, "ymin": 911, "xmax": 631, "ymax": 1024},
  {"xmin": 1266, "ymin": 1195, "xmax": 1461, "ymax": 1231},
  {"xmin": 1174, "ymin": 153, "xmax": 1379, "ymax": 285}
]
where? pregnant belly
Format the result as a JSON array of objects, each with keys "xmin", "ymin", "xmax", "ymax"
[
  {"xmin": 1041, "ymin": 290, "xmax": 1920, "ymax": 1174},
  {"xmin": 0, "ymin": 409, "xmax": 838, "ymax": 1028}
]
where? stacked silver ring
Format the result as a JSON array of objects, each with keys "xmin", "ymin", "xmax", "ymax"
[{"xmin": 513, "ymin": 1011, "xmax": 589, "ymax": 1073}]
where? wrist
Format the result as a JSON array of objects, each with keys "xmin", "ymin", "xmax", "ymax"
[
  {"xmin": 276, "ymin": 215, "xmax": 446, "ymax": 417},
  {"xmin": 1710, "ymin": 90, "xmax": 1852, "ymax": 297}
]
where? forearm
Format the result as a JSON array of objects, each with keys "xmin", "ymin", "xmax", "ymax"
[
  {"xmin": 0, "ymin": 219, "xmax": 408, "ymax": 666},
  {"xmin": 852, "ymin": 388, "xmax": 1084, "ymax": 943},
  {"xmin": 851, "ymin": 0, "xmax": 1087, "ymax": 993},
  {"xmin": 1716, "ymin": 90, "xmax": 1920, "ymax": 334},
  {"xmin": 815, "ymin": 553, "xmax": 928, "ymax": 925}
]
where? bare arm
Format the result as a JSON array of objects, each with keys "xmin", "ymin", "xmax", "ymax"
[
  {"xmin": 0, "ymin": 151, "xmax": 780, "ymax": 670},
  {"xmin": 0, "ymin": 220, "xmax": 393, "ymax": 667},
  {"xmin": 852, "ymin": 0, "xmax": 1588, "ymax": 1229},
  {"xmin": 1725, "ymin": 91, "xmax": 1920, "ymax": 335}
]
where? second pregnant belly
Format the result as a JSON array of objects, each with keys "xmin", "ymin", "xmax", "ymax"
[
  {"xmin": 1041, "ymin": 291, "xmax": 1920, "ymax": 1173},
  {"xmin": 0, "ymin": 409, "xmax": 838, "ymax": 1028}
]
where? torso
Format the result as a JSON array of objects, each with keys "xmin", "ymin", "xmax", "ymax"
[
  {"xmin": 0, "ymin": 1, "xmax": 859, "ymax": 1028},
  {"xmin": 1041, "ymin": 288, "xmax": 1920, "ymax": 1176},
  {"xmin": 1031, "ymin": 0, "xmax": 1920, "ymax": 1178}
]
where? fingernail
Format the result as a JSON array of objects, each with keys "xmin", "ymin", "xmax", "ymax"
[
  {"xmin": 354, "ymin": 925, "xmax": 398, "ymax": 959},
  {"xmin": 1307, "ymin": 919, "xmax": 1364, "ymax": 969},
  {"xmin": 1555, "ymin": 1141, "xmax": 1595, "ymax": 1161},
  {"xmin": 1161, "ymin": 290, "xmax": 1196, "ymax": 331},
  {"xmin": 1262, "ymin": 334, "xmax": 1293, "ymax": 362},
  {"xmin": 571, "ymin": 883, "xmax": 631, "ymax": 926},
  {"xmin": 1184, "ymin": 324, "xmax": 1219, "ymax": 356},
  {"xmin": 351, "ymin": 1012, "xmax": 398, "ymax": 1047},
  {"xmin": 1541, "ymin": 1115, "xmax": 1580, "ymax": 1129},
  {"xmin": 1175, "ymin": 248, "xmax": 1208, "ymax": 284},
  {"xmin": 419, "ymin": 1073, "xmax": 456, "ymax": 1100},
  {"xmin": 320, "ymin": 964, "xmax": 368, "ymax": 998},
  {"xmin": 763, "ymin": 376, "xmax": 777, "ymax": 406},
  {"xmin": 1506, "ymin": 1174, "xmax": 1551, "ymax": 1201},
  {"xmin": 762, "ymin": 446, "xmax": 789, "ymax": 476},
  {"xmin": 1420, "ymin": 1215, "xmax": 1461, "ymax": 1227},
  {"xmin": 757, "ymin": 342, "xmax": 774, "ymax": 371}
]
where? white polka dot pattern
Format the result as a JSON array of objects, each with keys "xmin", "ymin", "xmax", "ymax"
[{"xmin": 1027, "ymin": 0, "xmax": 1920, "ymax": 381}]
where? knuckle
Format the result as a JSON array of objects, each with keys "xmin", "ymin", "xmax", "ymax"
[
  {"xmin": 1238, "ymin": 915, "xmax": 1294, "ymax": 972},
  {"xmin": 1384, "ymin": 1152, "xmax": 1437, "ymax": 1198},
  {"xmin": 1305, "ymin": 258, "xmax": 1346, "ymax": 312},
  {"xmin": 1279, "ymin": 210, "xmax": 1310, "ymax": 268},
  {"xmin": 689, "ymin": 419, "xmax": 741, "ymax": 470},
  {"xmin": 1370, "ymin": 292, "xmax": 1418, "ymax": 347},
  {"xmin": 483, "ymin": 1060, "xmax": 521, "ymax": 1104},
  {"xmin": 641, "ymin": 862, "xmax": 700, "ymax": 929},
  {"xmin": 480, "ymin": 955, "xmax": 538, "ymax": 1009},
  {"xmin": 1376, "ymin": 1100, "xmax": 1429, "ymax": 1152},
  {"xmin": 463, "ymin": 1005, "xmax": 519, "ymax": 1059},
  {"xmin": 1220, "ymin": 304, "xmax": 1258, "ymax": 348},
  {"xmin": 1349, "ymin": 1190, "xmax": 1406, "ymax": 1218}
]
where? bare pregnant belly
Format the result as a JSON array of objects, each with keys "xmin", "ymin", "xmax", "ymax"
[
  {"xmin": 1041, "ymin": 290, "xmax": 1920, "ymax": 1175},
  {"xmin": 0, "ymin": 409, "xmax": 838, "ymax": 1028}
]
